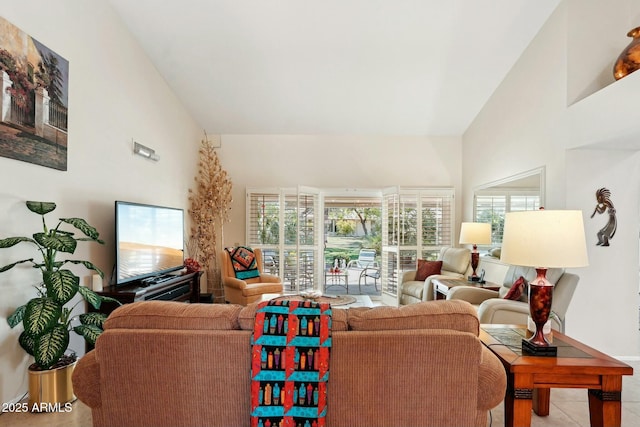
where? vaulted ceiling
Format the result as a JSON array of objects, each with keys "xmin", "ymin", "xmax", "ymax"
[{"xmin": 107, "ymin": 0, "xmax": 560, "ymax": 136}]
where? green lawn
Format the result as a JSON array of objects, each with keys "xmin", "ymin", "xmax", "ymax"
[{"xmin": 324, "ymin": 235, "xmax": 376, "ymax": 266}]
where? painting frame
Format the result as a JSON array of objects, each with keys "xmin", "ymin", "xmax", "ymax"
[{"xmin": 0, "ymin": 16, "xmax": 69, "ymax": 171}]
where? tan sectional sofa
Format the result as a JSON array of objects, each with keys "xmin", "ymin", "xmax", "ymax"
[{"xmin": 73, "ymin": 299, "xmax": 506, "ymax": 427}]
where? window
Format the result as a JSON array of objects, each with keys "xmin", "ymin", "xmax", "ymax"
[{"xmin": 474, "ymin": 191, "xmax": 540, "ymax": 246}]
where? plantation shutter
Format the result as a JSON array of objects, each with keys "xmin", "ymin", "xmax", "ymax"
[
  {"xmin": 381, "ymin": 190, "xmax": 400, "ymax": 304},
  {"xmin": 247, "ymin": 192, "xmax": 280, "ymax": 247},
  {"xmin": 420, "ymin": 191, "xmax": 454, "ymax": 258},
  {"xmin": 381, "ymin": 187, "xmax": 455, "ymax": 305},
  {"xmin": 295, "ymin": 187, "xmax": 320, "ymax": 292},
  {"xmin": 247, "ymin": 188, "xmax": 321, "ymax": 293}
]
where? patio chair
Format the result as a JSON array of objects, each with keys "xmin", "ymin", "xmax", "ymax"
[
  {"xmin": 358, "ymin": 266, "xmax": 380, "ymax": 291},
  {"xmin": 347, "ymin": 249, "xmax": 378, "ymax": 269}
]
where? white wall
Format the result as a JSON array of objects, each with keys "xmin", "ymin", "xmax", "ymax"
[
  {"xmin": 566, "ymin": 0, "xmax": 640, "ymax": 104},
  {"xmin": 566, "ymin": 149, "xmax": 640, "ymax": 356},
  {"xmin": 217, "ymin": 134, "xmax": 463, "ymax": 247},
  {"xmin": 463, "ymin": 1, "xmax": 640, "ymax": 356},
  {"xmin": 0, "ymin": 0, "xmax": 202, "ymax": 404}
]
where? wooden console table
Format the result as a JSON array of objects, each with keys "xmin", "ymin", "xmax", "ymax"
[
  {"xmin": 432, "ymin": 277, "xmax": 500, "ymax": 300},
  {"xmin": 480, "ymin": 324, "xmax": 634, "ymax": 427}
]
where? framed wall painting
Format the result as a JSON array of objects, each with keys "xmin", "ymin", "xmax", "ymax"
[{"xmin": 0, "ymin": 16, "xmax": 69, "ymax": 171}]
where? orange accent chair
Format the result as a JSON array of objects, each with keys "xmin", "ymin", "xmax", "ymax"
[{"xmin": 221, "ymin": 247, "xmax": 283, "ymax": 305}]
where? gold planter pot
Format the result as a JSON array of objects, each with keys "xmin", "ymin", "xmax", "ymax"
[{"xmin": 28, "ymin": 360, "xmax": 77, "ymax": 412}]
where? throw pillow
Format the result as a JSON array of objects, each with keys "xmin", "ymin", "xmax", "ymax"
[
  {"xmin": 226, "ymin": 246, "xmax": 260, "ymax": 280},
  {"xmin": 503, "ymin": 276, "xmax": 526, "ymax": 300},
  {"xmin": 415, "ymin": 259, "xmax": 443, "ymax": 281}
]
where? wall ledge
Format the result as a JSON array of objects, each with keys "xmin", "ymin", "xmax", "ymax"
[{"xmin": 565, "ymin": 70, "xmax": 640, "ymax": 150}]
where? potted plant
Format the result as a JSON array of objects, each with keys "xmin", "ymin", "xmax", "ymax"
[{"xmin": 0, "ymin": 201, "xmax": 115, "ymax": 409}]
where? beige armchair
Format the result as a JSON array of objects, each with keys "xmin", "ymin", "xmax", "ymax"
[
  {"xmin": 447, "ymin": 265, "xmax": 579, "ymax": 332},
  {"xmin": 221, "ymin": 247, "xmax": 283, "ymax": 305},
  {"xmin": 399, "ymin": 247, "xmax": 471, "ymax": 305}
]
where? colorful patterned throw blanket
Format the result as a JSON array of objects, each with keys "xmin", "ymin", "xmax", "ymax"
[
  {"xmin": 251, "ymin": 299, "xmax": 332, "ymax": 427},
  {"xmin": 226, "ymin": 246, "xmax": 260, "ymax": 280}
]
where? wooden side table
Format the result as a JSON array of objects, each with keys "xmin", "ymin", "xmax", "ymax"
[
  {"xmin": 480, "ymin": 324, "xmax": 634, "ymax": 427},
  {"xmin": 432, "ymin": 277, "xmax": 500, "ymax": 300}
]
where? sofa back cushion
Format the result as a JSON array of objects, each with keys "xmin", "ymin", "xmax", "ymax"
[
  {"xmin": 95, "ymin": 328, "xmax": 252, "ymax": 427},
  {"xmin": 439, "ymin": 247, "xmax": 471, "ymax": 275},
  {"xmin": 347, "ymin": 300, "xmax": 479, "ymax": 335},
  {"xmin": 327, "ymin": 329, "xmax": 482, "ymax": 426},
  {"xmin": 104, "ymin": 301, "xmax": 243, "ymax": 331}
]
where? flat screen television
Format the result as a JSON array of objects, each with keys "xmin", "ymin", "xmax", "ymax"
[{"xmin": 114, "ymin": 201, "xmax": 185, "ymax": 286}]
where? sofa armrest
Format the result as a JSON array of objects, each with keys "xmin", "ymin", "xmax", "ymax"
[
  {"xmin": 477, "ymin": 346, "xmax": 507, "ymax": 410},
  {"xmin": 401, "ymin": 270, "xmax": 416, "ymax": 283},
  {"xmin": 72, "ymin": 350, "xmax": 101, "ymax": 409},
  {"xmin": 477, "ymin": 298, "xmax": 530, "ymax": 325},
  {"xmin": 258, "ymin": 273, "xmax": 281, "ymax": 283},
  {"xmin": 446, "ymin": 287, "xmax": 499, "ymax": 305},
  {"xmin": 421, "ymin": 273, "xmax": 464, "ymax": 301},
  {"xmin": 222, "ymin": 276, "xmax": 247, "ymax": 290}
]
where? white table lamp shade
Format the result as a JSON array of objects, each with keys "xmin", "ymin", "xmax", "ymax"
[
  {"xmin": 459, "ymin": 222, "xmax": 492, "ymax": 245},
  {"xmin": 500, "ymin": 210, "xmax": 589, "ymax": 268}
]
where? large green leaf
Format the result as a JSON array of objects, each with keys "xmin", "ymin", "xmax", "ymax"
[
  {"xmin": 44, "ymin": 270, "xmax": 79, "ymax": 305},
  {"xmin": 26, "ymin": 201, "xmax": 56, "ymax": 216},
  {"xmin": 23, "ymin": 298, "xmax": 61, "ymax": 337},
  {"xmin": 78, "ymin": 286, "xmax": 102, "ymax": 310},
  {"xmin": 18, "ymin": 331, "xmax": 36, "ymax": 356},
  {"xmin": 0, "ymin": 236, "xmax": 36, "ymax": 248},
  {"xmin": 60, "ymin": 217, "xmax": 101, "ymax": 241},
  {"xmin": 0, "ymin": 258, "xmax": 34, "ymax": 273},
  {"xmin": 7, "ymin": 304, "xmax": 27, "ymax": 328},
  {"xmin": 100, "ymin": 295, "xmax": 123, "ymax": 307},
  {"xmin": 33, "ymin": 231, "xmax": 77, "ymax": 253},
  {"xmin": 79, "ymin": 312, "xmax": 107, "ymax": 328},
  {"xmin": 34, "ymin": 325, "xmax": 69, "ymax": 369},
  {"xmin": 65, "ymin": 260, "xmax": 104, "ymax": 278},
  {"xmin": 73, "ymin": 324, "xmax": 102, "ymax": 346}
]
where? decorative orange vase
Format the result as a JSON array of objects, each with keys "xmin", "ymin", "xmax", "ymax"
[{"xmin": 613, "ymin": 26, "xmax": 640, "ymax": 80}]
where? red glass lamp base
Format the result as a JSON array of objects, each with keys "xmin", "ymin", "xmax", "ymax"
[{"xmin": 522, "ymin": 268, "xmax": 557, "ymax": 357}]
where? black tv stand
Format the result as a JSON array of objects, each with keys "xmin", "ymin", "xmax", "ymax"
[
  {"xmin": 91, "ymin": 271, "xmax": 202, "ymax": 316},
  {"xmin": 141, "ymin": 274, "xmax": 179, "ymax": 287}
]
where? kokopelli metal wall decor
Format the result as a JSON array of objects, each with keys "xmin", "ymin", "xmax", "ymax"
[{"xmin": 590, "ymin": 187, "xmax": 617, "ymax": 246}]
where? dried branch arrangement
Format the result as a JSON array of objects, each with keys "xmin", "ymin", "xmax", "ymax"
[{"xmin": 188, "ymin": 136, "xmax": 232, "ymax": 302}]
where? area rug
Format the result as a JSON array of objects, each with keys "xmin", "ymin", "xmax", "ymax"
[{"xmin": 250, "ymin": 299, "xmax": 332, "ymax": 427}]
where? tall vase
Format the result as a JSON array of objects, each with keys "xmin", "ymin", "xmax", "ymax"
[
  {"xmin": 527, "ymin": 268, "xmax": 553, "ymax": 347},
  {"xmin": 613, "ymin": 26, "xmax": 640, "ymax": 80}
]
